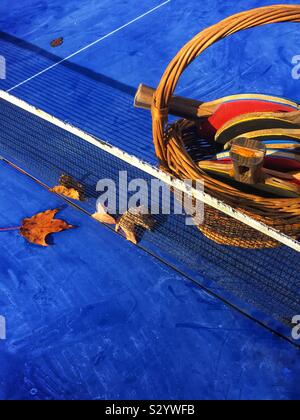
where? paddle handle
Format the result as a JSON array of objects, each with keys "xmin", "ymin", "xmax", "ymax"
[
  {"xmin": 134, "ymin": 84, "xmax": 215, "ymax": 119},
  {"xmin": 230, "ymin": 138, "xmax": 266, "ymax": 185}
]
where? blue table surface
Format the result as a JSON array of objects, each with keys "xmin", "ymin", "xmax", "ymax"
[{"xmin": 0, "ymin": 0, "xmax": 299, "ymax": 400}]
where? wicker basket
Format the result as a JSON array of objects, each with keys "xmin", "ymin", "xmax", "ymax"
[{"xmin": 151, "ymin": 5, "xmax": 300, "ymax": 249}]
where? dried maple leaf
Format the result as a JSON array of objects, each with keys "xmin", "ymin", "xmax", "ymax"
[
  {"xmin": 20, "ymin": 208, "xmax": 74, "ymax": 247},
  {"xmin": 50, "ymin": 185, "xmax": 81, "ymax": 200},
  {"xmin": 115, "ymin": 206, "xmax": 155, "ymax": 244}
]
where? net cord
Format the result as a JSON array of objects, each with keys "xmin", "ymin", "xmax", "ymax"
[{"xmin": 0, "ymin": 89, "xmax": 299, "ymax": 252}]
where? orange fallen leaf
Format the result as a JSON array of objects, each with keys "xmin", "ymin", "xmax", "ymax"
[
  {"xmin": 50, "ymin": 185, "xmax": 81, "ymax": 200},
  {"xmin": 20, "ymin": 208, "xmax": 74, "ymax": 247},
  {"xmin": 59, "ymin": 174, "xmax": 84, "ymax": 194},
  {"xmin": 50, "ymin": 174, "xmax": 85, "ymax": 201}
]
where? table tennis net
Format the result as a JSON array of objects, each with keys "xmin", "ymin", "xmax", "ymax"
[{"xmin": 0, "ymin": 90, "xmax": 299, "ymax": 343}]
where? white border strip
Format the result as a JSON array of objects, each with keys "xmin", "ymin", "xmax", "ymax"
[{"xmin": 1, "ymin": 89, "xmax": 299, "ymax": 252}]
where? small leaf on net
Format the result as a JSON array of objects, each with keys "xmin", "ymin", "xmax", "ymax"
[
  {"xmin": 50, "ymin": 185, "xmax": 81, "ymax": 200},
  {"xmin": 115, "ymin": 206, "xmax": 155, "ymax": 244},
  {"xmin": 92, "ymin": 203, "xmax": 117, "ymax": 225}
]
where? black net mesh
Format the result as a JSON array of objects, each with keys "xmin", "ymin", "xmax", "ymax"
[{"xmin": 0, "ymin": 96, "xmax": 299, "ymax": 344}]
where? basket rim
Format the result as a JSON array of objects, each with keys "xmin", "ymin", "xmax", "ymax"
[{"xmin": 151, "ymin": 4, "xmax": 300, "ymax": 212}]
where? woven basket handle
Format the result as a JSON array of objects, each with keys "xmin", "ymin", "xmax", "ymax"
[{"xmin": 152, "ymin": 5, "xmax": 300, "ymax": 166}]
